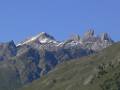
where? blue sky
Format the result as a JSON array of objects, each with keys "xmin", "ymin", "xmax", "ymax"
[{"xmin": 0, "ymin": 0, "xmax": 120, "ymax": 43}]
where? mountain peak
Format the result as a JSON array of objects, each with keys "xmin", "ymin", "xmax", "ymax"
[
  {"xmin": 100, "ymin": 33, "xmax": 113, "ymax": 42},
  {"xmin": 17, "ymin": 32, "xmax": 57, "ymax": 46},
  {"xmin": 37, "ymin": 32, "xmax": 55, "ymax": 40},
  {"xmin": 84, "ymin": 29, "xmax": 95, "ymax": 38},
  {"xmin": 82, "ymin": 29, "xmax": 95, "ymax": 42}
]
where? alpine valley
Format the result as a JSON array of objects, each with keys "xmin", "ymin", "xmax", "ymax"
[{"xmin": 0, "ymin": 30, "xmax": 119, "ymax": 90}]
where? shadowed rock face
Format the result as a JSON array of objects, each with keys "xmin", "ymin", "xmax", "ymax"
[
  {"xmin": 15, "ymin": 45, "xmax": 41, "ymax": 84},
  {"xmin": 0, "ymin": 40, "xmax": 17, "ymax": 61},
  {"xmin": 0, "ymin": 31, "xmax": 114, "ymax": 90},
  {"xmin": 20, "ymin": 42, "xmax": 120, "ymax": 90},
  {"xmin": 100, "ymin": 33, "xmax": 113, "ymax": 42}
]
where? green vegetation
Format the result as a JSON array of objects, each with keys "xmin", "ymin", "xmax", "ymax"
[
  {"xmin": 0, "ymin": 61, "xmax": 22, "ymax": 90},
  {"xmin": 20, "ymin": 42, "xmax": 120, "ymax": 90}
]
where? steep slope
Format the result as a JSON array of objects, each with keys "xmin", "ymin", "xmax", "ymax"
[
  {"xmin": 0, "ymin": 40, "xmax": 17, "ymax": 61},
  {"xmin": 0, "ymin": 30, "xmax": 114, "ymax": 90},
  {"xmin": 20, "ymin": 42, "xmax": 120, "ymax": 90},
  {"xmin": 0, "ymin": 41, "xmax": 22, "ymax": 90},
  {"xmin": 15, "ymin": 44, "xmax": 92, "ymax": 83},
  {"xmin": 17, "ymin": 32, "xmax": 59, "ymax": 47},
  {"xmin": 0, "ymin": 59, "xmax": 22, "ymax": 90},
  {"xmin": 15, "ymin": 31, "xmax": 113, "ymax": 82}
]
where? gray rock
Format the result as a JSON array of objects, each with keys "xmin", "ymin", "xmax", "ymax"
[
  {"xmin": 100, "ymin": 33, "xmax": 113, "ymax": 42},
  {"xmin": 84, "ymin": 29, "xmax": 94, "ymax": 39},
  {"xmin": 0, "ymin": 31, "xmax": 114, "ymax": 89}
]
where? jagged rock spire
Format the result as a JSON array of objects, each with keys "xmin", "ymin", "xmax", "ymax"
[
  {"xmin": 82, "ymin": 29, "xmax": 95, "ymax": 42},
  {"xmin": 84, "ymin": 29, "xmax": 94, "ymax": 38},
  {"xmin": 100, "ymin": 33, "xmax": 113, "ymax": 42}
]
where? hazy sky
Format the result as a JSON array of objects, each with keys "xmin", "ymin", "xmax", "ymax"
[{"xmin": 0, "ymin": 0, "xmax": 120, "ymax": 43}]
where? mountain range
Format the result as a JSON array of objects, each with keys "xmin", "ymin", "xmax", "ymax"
[
  {"xmin": 0, "ymin": 30, "xmax": 115, "ymax": 90},
  {"xmin": 21, "ymin": 42, "xmax": 120, "ymax": 90}
]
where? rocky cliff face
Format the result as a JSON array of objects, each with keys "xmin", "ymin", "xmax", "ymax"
[
  {"xmin": 82, "ymin": 30, "xmax": 113, "ymax": 51},
  {"xmin": 0, "ymin": 40, "xmax": 17, "ymax": 61},
  {"xmin": 0, "ymin": 30, "xmax": 114, "ymax": 89}
]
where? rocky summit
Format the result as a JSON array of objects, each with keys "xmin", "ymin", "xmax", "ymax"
[{"xmin": 0, "ymin": 30, "xmax": 114, "ymax": 90}]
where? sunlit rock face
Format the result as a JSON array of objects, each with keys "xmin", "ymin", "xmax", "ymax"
[
  {"xmin": 84, "ymin": 30, "xmax": 94, "ymax": 38},
  {"xmin": 82, "ymin": 30, "xmax": 114, "ymax": 51},
  {"xmin": 100, "ymin": 33, "xmax": 113, "ymax": 42},
  {"xmin": 0, "ymin": 30, "xmax": 114, "ymax": 86}
]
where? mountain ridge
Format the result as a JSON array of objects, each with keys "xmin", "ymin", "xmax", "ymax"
[
  {"xmin": 0, "ymin": 30, "xmax": 115, "ymax": 90},
  {"xmin": 17, "ymin": 30, "xmax": 113, "ymax": 51},
  {"xmin": 20, "ymin": 42, "xmax": 120, "ymax": 90}
]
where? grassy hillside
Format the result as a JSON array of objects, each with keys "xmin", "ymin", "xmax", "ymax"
[
  {"xmin": 0, "ymin": 61, "xmax": 22, "ymax": 90},
  {"xmin": 20, "ymin": 42, "xmax": 120, "ymax": 90}
]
